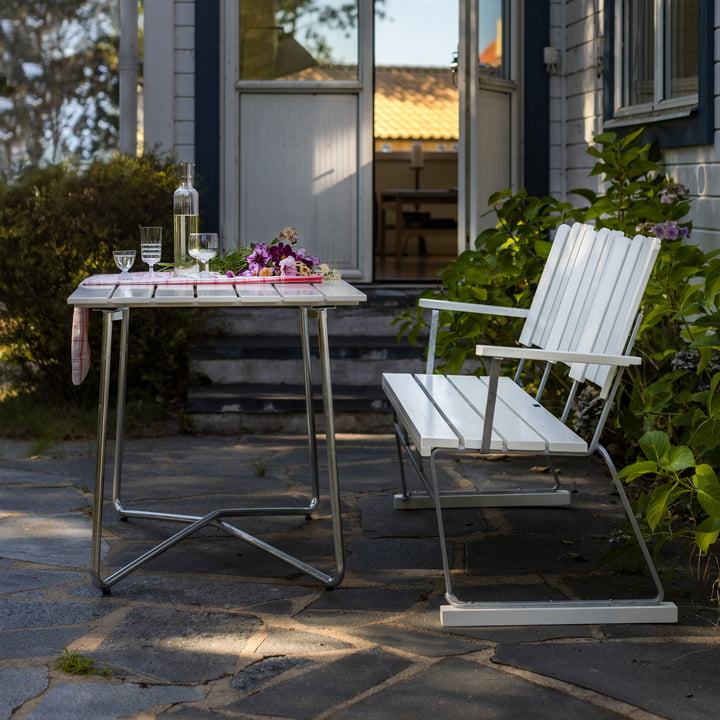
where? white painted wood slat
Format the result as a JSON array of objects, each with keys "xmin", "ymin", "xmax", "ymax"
[
  {"xmin": 448, "ymin": 375, "xmax": 587, "ymax": 453},
  {"xmin": 382, "ymin": 374, "xmax": 460, "ymax": 457},
  {"xmin": 413, "ymin": 375, "xmax": 504, "ymax": 451}
]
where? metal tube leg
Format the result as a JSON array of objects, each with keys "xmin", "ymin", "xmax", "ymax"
[
  {"xmin": 316, "ymin": 307, "xmax": 345, "ymax": 587},
  {"xmin": 112, "ymin": 308, "xmax": 130, "ymax": 514},
  {"xmin": 429, "ymin": 450, "xmax": 457, "ymax": 602},
  {"xmin": 90, "ymin": 310, "xmax": 117, "ymax": 590},
  {"xmin": 299, "ymin": 307, "xmax": 320, "ymax": 508}
]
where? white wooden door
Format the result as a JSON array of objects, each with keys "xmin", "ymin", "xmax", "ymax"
[
  {"xmin": 221, "ymin": 0, "xmax": 373, "ymax": 281},
  {"xmin": 458, "ymin": 0, "xmax": 519, "ymax": 252}
]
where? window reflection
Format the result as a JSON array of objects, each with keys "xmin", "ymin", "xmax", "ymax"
[
  {"xmin": 479, "ymin": 0, "xmax": 505, "ymax": 78},
  {"xmin": 239, "ymin": 0, "xmax": 359, "ymax": 81},
  {"xmin": 666, "ymin": 0, "xmax": 698, "ymax": 99}
]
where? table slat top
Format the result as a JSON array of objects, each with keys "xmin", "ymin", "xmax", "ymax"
[{"xmin": 68, "ymin": 277, "xmax": 367, "ymax": 308}]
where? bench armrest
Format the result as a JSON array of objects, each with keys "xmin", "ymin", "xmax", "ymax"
[
  {"xmin": 419, "ymin": 297, "xmax": 530, "ymax": 319},
  {"xmin": 475, "ymin": 345, "xmax": 642, "ymax": 366}
]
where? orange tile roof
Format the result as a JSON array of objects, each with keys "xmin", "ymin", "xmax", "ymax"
[{"xmin": 374, "ymin": 66, "xmax": 458, "ymax": 142}]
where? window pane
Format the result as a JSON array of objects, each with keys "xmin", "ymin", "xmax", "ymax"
[
  {"xmin": 479, "ymin": 0, "xmax": 506, "ymax": 78},
  {"xmin": 240, "ymin": 0, "xmax": 358, "ymax": 81},
  {"xmin": 665, "ymin": 0, "xmax": 698, "ymax": 99},
  {"xmin": 624, "ymin": 0, "xmax": 654, "ymax": 106}
]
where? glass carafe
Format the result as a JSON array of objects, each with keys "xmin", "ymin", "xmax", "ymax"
[{"xmin": 173, "ymin": 162, "xmax": 199, "ymax": 274}]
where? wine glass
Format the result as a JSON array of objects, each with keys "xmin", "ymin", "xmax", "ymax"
[
  {"xmin": 140, "ymin": 226, "xmax": 162, "ymax": 277},
  {"xmin": 113, "ymin": 250, "xmax": 136, "ymax": 275},
  {"xmin": 188, "ymin": 232, "xmax": 219, "ymax": 275}
]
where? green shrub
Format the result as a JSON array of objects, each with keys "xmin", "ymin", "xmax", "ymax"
[{"xmin": 0, "ymin": 154, "xmax": 203, "ymax": 409}]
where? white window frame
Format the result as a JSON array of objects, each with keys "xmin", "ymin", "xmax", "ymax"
[{"xmin": 609, "ymin": 0, "xmax": 698, "ymax": 127}]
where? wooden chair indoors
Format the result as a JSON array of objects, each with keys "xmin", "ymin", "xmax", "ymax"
[{"xmin": 382, "ymin": 222, "xmax": 678, "ymax": 627}]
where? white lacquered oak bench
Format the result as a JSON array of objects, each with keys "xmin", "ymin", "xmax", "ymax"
[{"xmin": 382, "ymin": 222, "xmax": 678, "ymax": 627}]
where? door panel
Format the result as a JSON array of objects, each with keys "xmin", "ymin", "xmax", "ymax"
[
  {"xmin": 239, "ymin": 94, "xmax": 359, "ymax": 269},
  {"xmin": 473, "ymin": 86, "xmax": 512, "ymax": 232},
  {"xmin": 459, "ymin": 0, "xmax": 518, "ymax": 250},
  {"xmin": 222, "ymin": 0, "xmax": 372, "ymax": 280}
]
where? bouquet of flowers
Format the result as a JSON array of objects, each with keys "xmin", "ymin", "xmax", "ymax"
[{"xmin": 212, "ymin": 227, "xmax": 340, "ymax": 279}]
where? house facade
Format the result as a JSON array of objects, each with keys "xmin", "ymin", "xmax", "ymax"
[{"xmin": 142, "ymin": 1, "xmax": 719, "ymax": 282}]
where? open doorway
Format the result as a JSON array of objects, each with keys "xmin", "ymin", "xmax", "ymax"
[{"xmin": 373, "ymin": 0, "xmax": 459, "ymax": 282}]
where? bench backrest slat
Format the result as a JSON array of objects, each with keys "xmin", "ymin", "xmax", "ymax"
[{"xmin": 518, "ymin": 223, "xmax": 660, "ymax": 397}]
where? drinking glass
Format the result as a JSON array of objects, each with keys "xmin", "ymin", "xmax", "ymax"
[
  {"xmin": 140, "ymin": 226, "xmax": 163, "ymax": 276},
  {"xmin": 113, "ymin": 250, "xmax": 136, "ymax": 275},
  {"xmin": 188, "ymin": 232, "xmax": 219, "ymax": 275}
]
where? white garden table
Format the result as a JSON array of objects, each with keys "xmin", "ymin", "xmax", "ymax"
[{"xmin": 67, "ymin": 273, "xmax": 366, "ymax": 592}]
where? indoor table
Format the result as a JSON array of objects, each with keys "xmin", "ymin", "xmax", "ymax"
[{"xmin": 68, "ymin": 273, "xmax": 366, "ymax": 592}]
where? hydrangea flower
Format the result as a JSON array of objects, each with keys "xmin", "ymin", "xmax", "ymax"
[{"xmin": 651, "ymin": 220, "xmax": 690, "ymax": 240}]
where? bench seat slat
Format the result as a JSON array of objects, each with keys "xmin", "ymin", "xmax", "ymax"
[
  {"xmin": 413, "ymin": 375, "xmax": 505, "ymax": 452},
  {"xmin": 382, "ymin": 374, "xmax": 460, "ymax": 456},
  {"xmin": 449, "ymin": 375, "xmax": 587, "ymax": 453}
]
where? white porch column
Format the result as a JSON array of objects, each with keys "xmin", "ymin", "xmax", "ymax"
[
  {"xmin": 143, "ymin": 0, "xmax": 176, "ymax": 154},
  {"xmin": 119, "ymin": 0, "xmax": 138, "ymax": 155}
]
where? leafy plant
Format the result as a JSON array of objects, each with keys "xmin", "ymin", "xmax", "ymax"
[
  {"xmin": 619, "ymin": 431, "xmax": 720, "ymax": 556},
  {"xmin": 54, "ymin": 647, "xmax": 113, "ymax": 677}
]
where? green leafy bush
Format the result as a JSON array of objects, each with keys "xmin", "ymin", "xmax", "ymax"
[
  {"xmin": 395, "ymin": 128, "xmax": 720, "ymax": 565},
  {"xmin": 0, "ymin": 154, "xmax": 203, "ymax": 410}
]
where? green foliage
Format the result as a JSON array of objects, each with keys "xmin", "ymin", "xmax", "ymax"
[
  {"xmin": 0, "ymin": 154, "xmax": 204, "ymax": 410},
  {"xmin": 619, "ymin": 432, "xmax": 720, "ymax": 556},
  {"xmin": 395, "ymin": 128, "xmax": 720, "ymax": 563},
  {"xmin": 54, "ymin": 647, "xmax": 113, "ymax": 677},
  {"xmin": 392, "ymin": 189, "xmax": 575, "ymax": 375}
]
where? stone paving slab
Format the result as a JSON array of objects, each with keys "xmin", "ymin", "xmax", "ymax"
[
  {"xmin": 88, "ymin": 606, "xmax": 260, "ymax": 683},
  {"xmin": 331, "ymin": 656, "xmax": 622, "ymax": 720},
  {"xmin": 0, "ymin": 668, "xmax": 48, "ymax": 720},
  {"xmin": 24, "ymin": 683, "xmax": 201, "ymax": 720},
  {"xmin": 493, "ymin": 640, "xmax": 720, "ymax": 720},
  {"xmin": 1, "ymin": 433, "xmax": 718, "ymax": 720},
  {"xmin": 225, "ymin": 648, "xmax": 412, "ymax": 718}
]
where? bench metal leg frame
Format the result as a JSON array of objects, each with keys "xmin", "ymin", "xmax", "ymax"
[
  {"xmin": 391, "ymin": 417, "xmax": 677, "ymax": 626},
  {"xmin": 391, "ymin": 413, "xmax": 571, "ymax": 509},
  {"xmin": 90, "ymin": 306, "xmax": 345, "ymax": 592}
]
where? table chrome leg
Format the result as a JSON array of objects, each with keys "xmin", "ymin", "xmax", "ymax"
[
  {"xmin": 90, "ymin": 309, "xmax": 122, "ymax": 590},
  {"xmin": 299, "ymin": 307, "xmax": 320, "ymax": 510},
  {"xmin": 316, "ymin": 307, "xmax": 345, "ymax": 586},
  {"xmin": 90, "ymin": 305, "xmax": 346, "ymax": 591},
  {"xmin": 112, "ymin": 308, "xmax": 130, "ymax": 516}
]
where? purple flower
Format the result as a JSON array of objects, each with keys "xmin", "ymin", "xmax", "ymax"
[
  {"xmin": 651, "ymin": 220, "xmax": 690, "ymax": 240},
  {"xmin": 225, "ymin": 270, "xmax": 236, "ymax": 277},
  {"xmin": 659, "ymin": 183, "xmax": 689, "ymax": 204},
  {"xmin": 279, "ymin": 256, "xmax": 297, "ymax": 276},
  {"xmin": 247, "ymin": 243, "xmax": 271, "ymax": 267},
  {"xmin": 268, "ymin": 242, "xmax": 294, "ymax": 264}
]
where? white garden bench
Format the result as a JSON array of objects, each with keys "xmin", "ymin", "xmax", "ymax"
[{"xmin": 382, "ymin": 222, "xmax": 678, "ymax": 626}]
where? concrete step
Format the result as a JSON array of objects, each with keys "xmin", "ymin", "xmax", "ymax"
[
  {"xmin": 208, "ymin": 286, "xmax": 426, "ymax": 337},
  {"xmin": 190, "ymin": 335, "xmax": 426, "ymax": 385},
  {"xmin": 184, "ymin": 285, "xmax": 430, "ymax": 434}
]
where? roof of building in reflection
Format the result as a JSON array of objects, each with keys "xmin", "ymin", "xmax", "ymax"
[
  {"xmin": 285, "ymin": 64, "xmax": 458, "ymax": 142},
  {"xmin": 374, "ymin": 66, "xmax": 458, "ymax": 142}
]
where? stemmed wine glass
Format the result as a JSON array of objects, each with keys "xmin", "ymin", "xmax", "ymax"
[
  {"xmin": 113, "ymin": 250, "xmax": 136, "ymax": 275},
  {"xmin": 188, "ymin": 233, "xmax": 219, "ymax": 275},
  {"xmin": 140, "ymin": 226, "xmax": 162, "ymax": 277}
]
